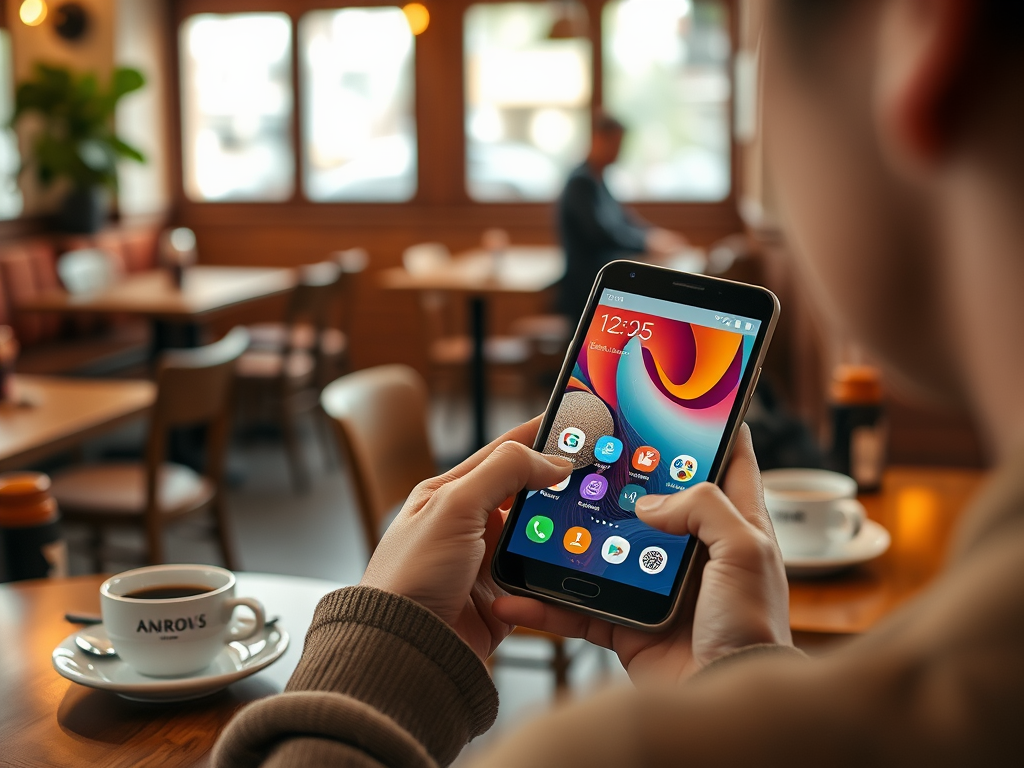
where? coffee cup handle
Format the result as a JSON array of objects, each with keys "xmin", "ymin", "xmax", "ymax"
[
  {"xmin": 224, "ymin": 597, "xmax": 265, "ymax": 642},
  {"xmin": 835, "ymin": 499, "xmax": 866, "ymax": 539}
]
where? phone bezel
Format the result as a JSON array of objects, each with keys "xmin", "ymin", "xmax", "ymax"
[{"xmin": 492, "ymin": 260, "xmax": 780, "ymax": 630}]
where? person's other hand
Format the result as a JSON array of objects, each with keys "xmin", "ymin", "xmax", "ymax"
[
  {"xmin": 492, "ymin": 425, "xmax": 791, "ymax": 685},
  {"xmin": 645, "ymin": 227, "xmax": 688, "ymax": 256},
  {"xmin": 360, "ymin": 418, "xmax": 572, "ymax": 661}
]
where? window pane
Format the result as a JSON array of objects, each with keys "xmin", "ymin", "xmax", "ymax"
[
  {"xmin": 301, "ymin": 8, "xmax": 417, "ymax": 202},
  {"xmin": 603, "ymin": 0, "xmax": 731, "ymax": 201},
  {"xmin": 0, "ymin": 30, "xmax": 22, "ymax": 219},
  {"xmin": 180, "ymin": 13, "xmax": 294, "ymax": 202},
  {"xmin": 465, "ymin": 3, "xmax": 592, "ymax": 202}
]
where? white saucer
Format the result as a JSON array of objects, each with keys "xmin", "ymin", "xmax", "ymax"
[
  {"xmin": 52, "ymin": 622, "xmax": 289, "ymax": 702},
  {"xmin": 783, "ymin": 519, "xmax": 892, "ymax": 577}
]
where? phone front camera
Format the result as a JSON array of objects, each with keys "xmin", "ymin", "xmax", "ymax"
[{"xmin": 630, "ymin": 272, "xmax": 636, "ymax": 278}]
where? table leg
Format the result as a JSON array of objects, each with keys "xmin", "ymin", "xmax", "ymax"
[{"xmin": 469, "ymin": 296, "xmax": 488, "ymax": 451}]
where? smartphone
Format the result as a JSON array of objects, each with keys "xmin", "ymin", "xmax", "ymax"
[{"xmin": 492, "ymin": 260, "xmax": 780, "ymax": 630}]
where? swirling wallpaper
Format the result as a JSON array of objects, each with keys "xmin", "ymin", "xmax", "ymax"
[{"xmin": 509, "ymin": 301, "xmax": 755, "ymax": 596}]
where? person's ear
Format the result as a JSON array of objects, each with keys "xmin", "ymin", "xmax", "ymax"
[{"xmin": 874, "ymin": 0, "xmax": 979, "ymax": 170}]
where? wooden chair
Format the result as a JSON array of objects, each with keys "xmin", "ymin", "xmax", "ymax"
[
  {"xmin": 50, "ymin": 327, "xmax": 249, "ymax": 571},
  {"xmin": 402, "ymin": 243, "xmax": 533, "ymax": 402},
  {"xmin": 321, "ymin": 364, "xmax": 575, "ymax": 690},
  {"xmin": 246, "ymin": 250, "xmax": 366, "ymax": 385},
  {"xmin": 236, "ymin": 261, "xmax": 342, "ymax": 493}
]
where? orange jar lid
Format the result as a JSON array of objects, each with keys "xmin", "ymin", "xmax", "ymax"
[
  {"xmin": 831, "ymin": 365, "xmax": 883, "ymax": 405},
  {"xmin": 0, "ymin": 472, "xmax": 58, "ymax": 527}
]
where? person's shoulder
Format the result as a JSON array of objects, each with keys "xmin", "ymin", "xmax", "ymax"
[{"xmin": 563, "ymin": 164, "xmax": 599, "ymax": 195}]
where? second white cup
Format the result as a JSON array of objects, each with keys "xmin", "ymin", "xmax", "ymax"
[{"xmin": 762, "ymin": 469, "xmax": 865, "ymax": 557}]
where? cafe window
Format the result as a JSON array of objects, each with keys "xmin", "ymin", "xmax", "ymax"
[
  {"xmin": 300, "ymin": 8, "xmax": 418, "ymax": 202},
  {"xmin": 179, "ymin": 13, "xmax": 295, "ymax": 202},
  {"xmin": 464, "ymin": 2, "xmax": 592, "ymax": 202},
  {"xmin": 0, "ymin": 29, "xmax": 22, "ymax": 219},
  {"xmin": 602, "ymin": 0, "xmax": 732, "ymax": 201}
]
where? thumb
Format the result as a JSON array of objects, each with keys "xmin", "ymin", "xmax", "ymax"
[
  {"xmin": 720, "ymin": 424, "xmax": 773, "ymax": 535},
  {"xmin": 440, "ymin": 442, "xmax": 572, "ymax": 527}
]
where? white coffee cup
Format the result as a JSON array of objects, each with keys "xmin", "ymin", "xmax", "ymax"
[
  {"xmin": 762, "ymin": 469, "xmax": 866, "ymax": 556},
  {"xmin": 100, "ymin": 564, "xmax": 265, "ymax": 678}
]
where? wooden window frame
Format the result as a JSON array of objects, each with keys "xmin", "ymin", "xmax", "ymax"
[{"xmin": 168, "ymin": 0, "xmax": 741, "ymax": 242}]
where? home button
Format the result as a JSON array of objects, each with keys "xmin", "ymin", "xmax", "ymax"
[{"xmin": 561, "ymin": 577, "xmax": 600, "ymax": 598}]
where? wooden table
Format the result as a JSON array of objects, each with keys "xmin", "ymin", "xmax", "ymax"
[
  {"xmin": 380, "ymin": 246, "xmax": 565, "ymax": 449},
  {"xmin": 19, "ymin": 266, "xmax": 297, "ymax": 353},
  {"xmin": 0, "ymin": 375, "xmax": 156, "ymax": 472},
  {"xmin": 0, "ymin": 572, "xmax": 343, "ymax": 768},
  {"xmin": 788, "ymin": 466, "xmax": 988, "ymax": 637}
]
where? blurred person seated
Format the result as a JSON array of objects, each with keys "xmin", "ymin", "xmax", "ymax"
[
  {"xmin": 213, "ymin": 1, "xmax": 1024, "ymax": 766},
  {"xmin": 556, "ymin": 112, "xmax": 687, "ymax": 321}
]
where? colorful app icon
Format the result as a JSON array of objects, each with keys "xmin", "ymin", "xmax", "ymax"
[
  {"xmin": 631, "ymin": 446, "xmax": 661, "ymax": 472},
  {"xmin": 548, "ymin": 474, "xmax": 572, "ymax": 492},
  {"xmin": 639, "ymin": 546, "xmax": 669, "ymax": 575},
  {"xmin": 601, "ymin": 535, "xmax": 631, "ymax": 565},
  {"xmin": 526, "ymin": 515, "xmax": 554, "ymax": 544},
  {"xmin": 580, "ymin": 473, "xmax": 609, "ymax": 501},
  {"xmin": 594, "ymin": 435, "xmax": 623, "ymax": 463},
  {"xmin": 618, "ymin": 484, "xmax": 647, "ymax": 512},
  {"xmin": 558, "ymin": 427, "xmax": 586, "ymax": 455},
  {"xmin": 669, "ymin": 454, "xmax": 699, "ymax": 483},
  {"xmin": 562, "ymin": 526, "xmax": 592, "ymax": 554}
]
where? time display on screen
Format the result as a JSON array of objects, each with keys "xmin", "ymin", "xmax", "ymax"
[{"xmin": 600, "ymin": 314, "xmax": 654, "ymax": 341}]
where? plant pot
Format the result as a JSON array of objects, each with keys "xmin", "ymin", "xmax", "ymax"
[{"xmin": 56, "ymin": 186, "xmax": 108, "ymax": 233}]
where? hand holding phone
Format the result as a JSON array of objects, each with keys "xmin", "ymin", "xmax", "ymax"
[
  {"xmin": 492, "ymin": 261, "xmax": 782, "ymax": 629},
  {"xmin": 359, "ymin": 417, "xmax": 572, "ymax": 661},
  {"xmin": 492, "ymin": 424, "xmax": 792, "ymax": 684}
]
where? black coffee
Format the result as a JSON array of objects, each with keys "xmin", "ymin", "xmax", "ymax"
[{"xmin": 124, "ymin": 584, "xmax": 211, "ymax": 600}]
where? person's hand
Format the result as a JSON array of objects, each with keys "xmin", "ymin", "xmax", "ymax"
[
  {"xmin": 360, "ymin": 418, "xmax": 572, "ymax": 661},
  {"xmin": 645, "ymin": 227, "xmax": 688, "ymax": 256},
  {"xmin": 492, "ymin": 425, "xmax": 791, "ymax": 686}
]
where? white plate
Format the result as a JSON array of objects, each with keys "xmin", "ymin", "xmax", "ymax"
[
  {"xmin": 52, "ymin": 622, "xmax": 289, "ymax": 702},
  {"xmin": 784, "ymin": 519, "xmax": 891, "ymax": 577}
]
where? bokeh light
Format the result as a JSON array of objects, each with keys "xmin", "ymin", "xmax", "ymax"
[
  {"xmin": 403, "ymin": 4, "xmax": 430, "ymax": 36},
  {"xmin": 20, "ymin": 0, "xmax": 48, "ymax": 27}
]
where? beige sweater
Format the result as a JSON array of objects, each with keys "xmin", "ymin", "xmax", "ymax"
[{"xmin": 214, "ymin": 449, "xmax": 1024, "ymax": 767}]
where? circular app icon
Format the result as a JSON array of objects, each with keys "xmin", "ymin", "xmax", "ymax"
[
  {"xmin": 557, "ymin": 427, "xmax": 586, "ymax": 455},
  {"xmin": 638, "ymin": 546, "xmax": 668, "ymax": 575},
  {"xmin": 562, "ymin": 526, "xmax": 592, "ymax": 554},
  {"xmin": 601, "ymin": 535, "xmax": 631, "ymax": 565},
  {"xmin": 669, "ymin": 454, "xmax": 698, "ymax": 483},
  {"xmin": 526, "ymin": 515, "xmax": 554, "ymax": 544}
]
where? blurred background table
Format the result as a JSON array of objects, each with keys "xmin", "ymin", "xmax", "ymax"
[
  {"xmin": 0, "ymin": 571, "xmax": 343, "ymax": 768},
  {"xmin": 0, "ymin": 375, "xmax": 155, "ymax": 472},
  {"xmin": 19, "ymin": 266, "xmax": 296, "ymax": 353},
  {"xmin": 380, "ymin": 246, "xmax": 565, "ymax": 449},
  {"xmin": 789, "ymin": 466, "xmax": 988, "ymax": 644}
]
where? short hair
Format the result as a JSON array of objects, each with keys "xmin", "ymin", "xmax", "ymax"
[{"xmin": 593, "ymin": 112, "xmax": 626, "ymax": 136}]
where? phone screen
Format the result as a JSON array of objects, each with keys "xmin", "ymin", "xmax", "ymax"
[{"xmin": 506, "ymin": 288, "xmax": 762, "ymax": 596}]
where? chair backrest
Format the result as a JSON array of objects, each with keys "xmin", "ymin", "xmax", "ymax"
[
  {"xmin": 146, "ymin": 327, "xmax": 250, "ymax": 489},
  {"xmin": 57, "ymin": 249, "xmax": 120, "ymax": 295},
  {"xmin": 321, "ymin": 365, "xmax": 436, "ymax": 555}
]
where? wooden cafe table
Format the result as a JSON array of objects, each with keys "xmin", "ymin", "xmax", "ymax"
[
  {"xmin": 0, "ymin": 571, "xmax": 344, "ymax": 768},
  {"xmin": 0, "ymin": 375, "xmax": 156, "ymax": 472},
  {"xmin": 18, "ymin": 266, "xmax": 297, "ymax": 353},
  {"xmin": 788, "ymin": 465, "xmax": 988, "ymax": 644},
  {"xmin": 380, "ymin": 246, "xmax": 565, "ymax": 450}
]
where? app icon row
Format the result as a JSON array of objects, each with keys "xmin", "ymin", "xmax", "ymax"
[
  {"xmin": 526, "ymin": 515, "xmax": 667, "ymax": 574},
  {"xmin": 557, "ymin": 427, "xmax": 697, "ymax": 482}
]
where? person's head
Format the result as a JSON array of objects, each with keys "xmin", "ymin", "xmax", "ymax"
[
  {"xmin": 588, "ymin": 112, "xmax": 626, "ymax": 170},
  {"xmin": 762, "ymin": 0, "xmax": 1024, "ymax": 440}
]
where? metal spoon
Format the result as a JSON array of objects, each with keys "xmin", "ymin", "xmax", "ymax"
[{"xmin": 75, "ymin": 627, "xmax": 118, "ymax": 658}]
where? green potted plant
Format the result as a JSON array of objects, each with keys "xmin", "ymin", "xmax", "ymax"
[{"xmin": 12, "ymin": 63, "xmax": 146, "ymax": 233}]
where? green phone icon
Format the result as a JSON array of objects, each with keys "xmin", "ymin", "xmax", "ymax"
[{"xmin": 526, "ymin": 515, "xmax": 554, "ymax": 544}]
